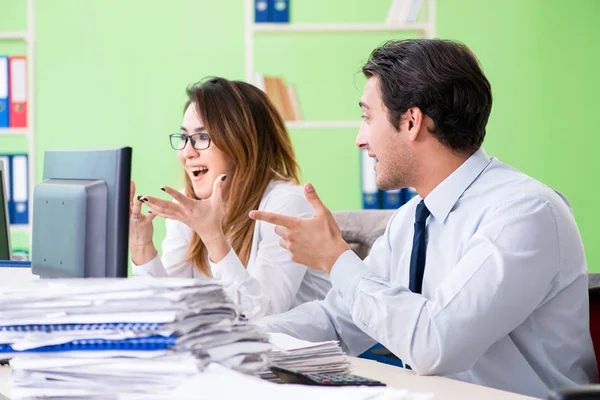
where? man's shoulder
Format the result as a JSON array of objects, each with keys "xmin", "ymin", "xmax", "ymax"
[{"xmin": 471, "ymin": 159, "xmax": 569, "ymax": 211}]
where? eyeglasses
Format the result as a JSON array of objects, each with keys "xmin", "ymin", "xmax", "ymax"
[{"xmin": 169, "ymin": 133, "xmax": 211, "ymax": 151}]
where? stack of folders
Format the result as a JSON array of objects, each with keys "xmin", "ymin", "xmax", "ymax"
[
  {"xmin": 0, "ymin": 278, "xmax": 273, "ymax": 399},
  {"xmin": 261, "ymin": 332, "xmax": 351, "ymax": 382}
]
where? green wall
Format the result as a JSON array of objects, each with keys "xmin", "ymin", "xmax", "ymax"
[{"xmin": 1, "ymin": 0, "xmax": 599, "ymax": 271}]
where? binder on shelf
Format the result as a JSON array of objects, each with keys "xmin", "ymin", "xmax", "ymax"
[
  {"xmin": 386, "ymin": 0, "xmax": 413, "ymax": 24},
  {"xmin": 261, "ymin": 75, "xmax": 300, "ymax": 121},
  {"xmin": 254, "ymin": 0, "xmax": 270, "ymax": 23},
  {"xmin": 403, "ymin": 187, "xmax": 417, "ymax": 204},
  {"xmin": 381, "ymin": 189, "xmax": 402, "ymax": 209},
  {"xmin": 407, "ymin": 0, "xmax": 424, "ymax": 23},
  {"xmin": 274, "ymin": 77, "xmax": 294, "ymax": 121},
  {"xmin": 286, "ymin": 84, "xmax": 302, "ymax": 121},
  {"xmin": 0, "ymin": 56, "xmax": 8, "ymax": 128},
  {"xmin": 270, "ymin": 0, "xmax": 290, "ymax": 23},
  {"xmin": 254, "ymin": 72, "xmax": 266, "ymax": 92},
  {"xmin": 8, "ymin": 56, "xmax": 27, "ymax": 128},
  {"xmin": 10, "ymin": 154, "xmax": 28, "ymax": 225},
  {"xmin": 361, "ymin": 149, "xmax": 379, "ymax": 209}
]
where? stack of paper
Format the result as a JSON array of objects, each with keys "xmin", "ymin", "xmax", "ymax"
[
  {"xmin": 260, "ymin": 333, "xmax": 351, "ymax": 381},
  {"xmin": 167, "ymin": 363, "xmax": 434, "ymax": 400},
  {"xmin": 0, "ymin": 278, "xmax": 273, "ymax": 399}
]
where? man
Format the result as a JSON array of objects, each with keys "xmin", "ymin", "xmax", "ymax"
[{"xmin": 249, "ymin": 39, "xmax": 597, "ymax": 397}]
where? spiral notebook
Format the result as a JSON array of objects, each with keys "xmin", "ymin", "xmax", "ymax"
[{"xmin": 0, "ymin": 335, "xmax": 177, "ymax": 353}]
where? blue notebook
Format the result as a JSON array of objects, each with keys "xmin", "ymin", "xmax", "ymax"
[{"xmin": 0, "ymin": 335, "xmax": 177, "ymax": 353}]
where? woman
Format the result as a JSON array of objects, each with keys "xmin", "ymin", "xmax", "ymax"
[{"xmin": 129, "ymin": 77, "xmax": 331, "ymax": 320}]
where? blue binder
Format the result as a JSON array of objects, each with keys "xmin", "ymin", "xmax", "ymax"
[
  {"xmin": 381, "ymin": 189, "xmax": 402, "ymax": 209},
  {"xmin": 0, "ymin": 56, "xmax": 8, "ymax": 128},
  {"xmin": 358, "ymin": 343, "xmax": 405, "ymax": 368},
  {"xmin": 270, "ymin": 0, "xmax": 290, "ymax": 23},
  {"xmin": 361, "ymin": 149, "xmax": 380, "ymax": 209},
  {"xmin": 9, "ymin": 154, "xmax": 28, "ymax": 225},
  {"xmin": 254, "ymin": 0, "xmax": 270, "ymax": 22},
  {"xmin": 403, "ymin": 187, "xmax": 417, "ymax": 204}
]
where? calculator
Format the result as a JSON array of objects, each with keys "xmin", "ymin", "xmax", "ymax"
[{"xmin": 270, "ymin": 366, "xmax": 386, "ymax": 387}]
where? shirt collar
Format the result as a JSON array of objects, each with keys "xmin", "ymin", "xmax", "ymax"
[{"xmin": 422, "ymin": 147, "xmax": 492, "ymax": 224}]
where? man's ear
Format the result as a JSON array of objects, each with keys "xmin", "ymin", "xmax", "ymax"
[{"xmin": 406, "ymin": 107, "xmax": 424, "ymax": 141}]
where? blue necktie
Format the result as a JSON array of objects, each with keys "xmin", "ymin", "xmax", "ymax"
[{"xmin": 409, "ymin": 200, "xmax": 430, "ymax": 294}]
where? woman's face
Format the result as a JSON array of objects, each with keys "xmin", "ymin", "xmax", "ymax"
[{"xmin": 178, "ymin": 103, "xmax": 235, "ymax": 199}]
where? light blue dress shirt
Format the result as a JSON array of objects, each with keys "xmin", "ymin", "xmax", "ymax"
[{"xmin": 262, "ymin": 148, "xmax": 598, "ymax": 398}]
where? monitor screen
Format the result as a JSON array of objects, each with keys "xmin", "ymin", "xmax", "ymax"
[
  {"xmin": 0, "ymin": 161, "xmax": 11, "ymax": 261},
  {"xmin": 31, "ymin": 147, "xmax": 132, "ymax": 278}
]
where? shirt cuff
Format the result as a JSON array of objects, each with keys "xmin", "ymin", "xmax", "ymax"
[
  {"xmin": 209, "ymin": 248, "xmax": 247, "ymax": 286},
  {"xmin": 131, "ymin": 255, "xmax": 168, "ymax": 277},
  {"xmin": 330, "ymin": 250, "xmax": 371, "ymax": 304}
]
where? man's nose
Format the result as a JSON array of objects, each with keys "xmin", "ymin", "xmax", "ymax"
[{"xmin": 356, "ymin": 122, "xmax": 368, "ymax": 149}]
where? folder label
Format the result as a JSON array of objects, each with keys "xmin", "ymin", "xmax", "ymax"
[
  {"xmin": 0, "ymin": 58, "xmax": 7, "ymax": 99},
  {"xmin": 10, "ymin": 59, "xmax": 26, "ymax": 102},
  {"xmin": 10, "ymin": 155, "xmax": 28, "ymax": 224}
]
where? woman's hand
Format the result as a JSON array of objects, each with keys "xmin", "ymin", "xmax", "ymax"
[
  {"xmin": 129, "ymin": 180, "xmax": 158, "ymax": 265},
  {"xmin": 141, "ymin": 174, "xmax": 231, "ymax": 262}
]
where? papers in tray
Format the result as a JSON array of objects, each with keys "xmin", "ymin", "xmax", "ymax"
[{"xmin": 260, "ymin": 332, "xmax": 351, "ymax": 381}]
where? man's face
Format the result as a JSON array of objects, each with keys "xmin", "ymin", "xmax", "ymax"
[{"xmin": 357, "ymin": 76, "xmax": 416, "ymax": 191}]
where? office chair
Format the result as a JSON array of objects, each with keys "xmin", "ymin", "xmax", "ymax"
[{"xmin": 546, "ymin": 273, "xmax": 600, "ymax": 400}]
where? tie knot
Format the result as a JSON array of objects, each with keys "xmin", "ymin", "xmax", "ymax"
[{"xmin": 415, "ymin": 200, "xmax": 430, "ymax": 224}]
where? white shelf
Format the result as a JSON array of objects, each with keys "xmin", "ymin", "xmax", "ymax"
[
  {"xmin": 0, "ymin": 32, "xmax": 29, "ymax": 41},
  {"xmin": 252, "ymin": 22, "xmax": 430, "ymax": 34},
  {"xmin": 10, "ymin": 224, "xmax": 30, "ymax": 233},
  {"xmin": 285, "ymin": 120, "xmax": 362, "ymax": 129},
  {"xmin": 0, "ymin": 128, "xmax": 29, "ymax": 137}
]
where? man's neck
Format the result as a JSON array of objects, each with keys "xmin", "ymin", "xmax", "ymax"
[{"xmin": 413, "ymin": 149, "xmax": 472, "ymax": 199}]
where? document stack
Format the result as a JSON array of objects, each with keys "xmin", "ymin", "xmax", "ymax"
[
  {"xmin": 261, "ymin": 332, "xmax": 351, "ymax": 381},
  {"xmin": 0, "ymin": 278, "xmax": 272, "ymax": 399}
]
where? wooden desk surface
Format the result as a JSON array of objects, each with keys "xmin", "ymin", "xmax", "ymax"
[{"xmin": 0, "ymin": 358, "xmax": 540, "ymax": 399}]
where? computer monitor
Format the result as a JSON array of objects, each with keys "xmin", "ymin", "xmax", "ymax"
[
  {"xmin": 0, "ymin": 160, "xmax": 11, "ymax": 261},
  {"xmin": 31, "ymin": 147, "xmax": 132, "ymax": 278}
]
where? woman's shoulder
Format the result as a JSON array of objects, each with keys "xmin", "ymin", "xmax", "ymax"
[{"xmin": 258, "ymin": 180, "xmax": 313, "ymax": 217}]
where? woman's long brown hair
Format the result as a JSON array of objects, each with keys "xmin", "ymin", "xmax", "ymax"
[{"xmin": 184, "ymin": 77, "xmax": 300, "ymax": 276}]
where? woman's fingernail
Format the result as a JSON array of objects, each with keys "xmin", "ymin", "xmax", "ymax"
[
  {"xmin": 221, "ymin": 175, "xmax": 227, "ymax": 181},
  {"xmin": 141, "ymin": 197, "xmax": 148, "ymax": 202},
  {"xmin": 148, "ymin": 211, "xmax": 152, "ymax": 214},
  {"xmin": 249, "ymin": 211, "xmax": 256, "ymax": 218},
  {"xmin": 137, "ymin": 195, "xmax": 142, "ymax": 201},
  {"xmin": 160, "ymin": 187, "xmax": 165, "ymax": 191}
]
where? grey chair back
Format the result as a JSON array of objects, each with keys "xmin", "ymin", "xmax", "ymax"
[{"xmin": 333, "ymin": 210, "xmax": 396, "ymax": 260}]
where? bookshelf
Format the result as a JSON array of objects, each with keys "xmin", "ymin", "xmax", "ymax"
[
  {"xmin": 0, "ymin": 0, "xmax": 36, "ymax": 234},
  {"xmin": 244, "ymin": 0, "xmax": 436, "ymax": 129}
]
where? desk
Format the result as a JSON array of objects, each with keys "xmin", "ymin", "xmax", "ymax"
[
  {"xmin": 0, "ymin": 358, "xmax": 539, "ymax": 399},
  {"xmin": 351, "ymin": 357, "xmax": 539, "ymax": 399}
]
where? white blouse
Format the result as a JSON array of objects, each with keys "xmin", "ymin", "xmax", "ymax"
[{"xmin": 132, "ymin": 180, "xmax": 332, "ymax": 320}]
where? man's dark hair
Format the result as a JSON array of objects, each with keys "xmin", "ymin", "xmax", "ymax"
[{"xmin": 362, "ymin": 39, "xmax": 492, "ymax": 153}]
